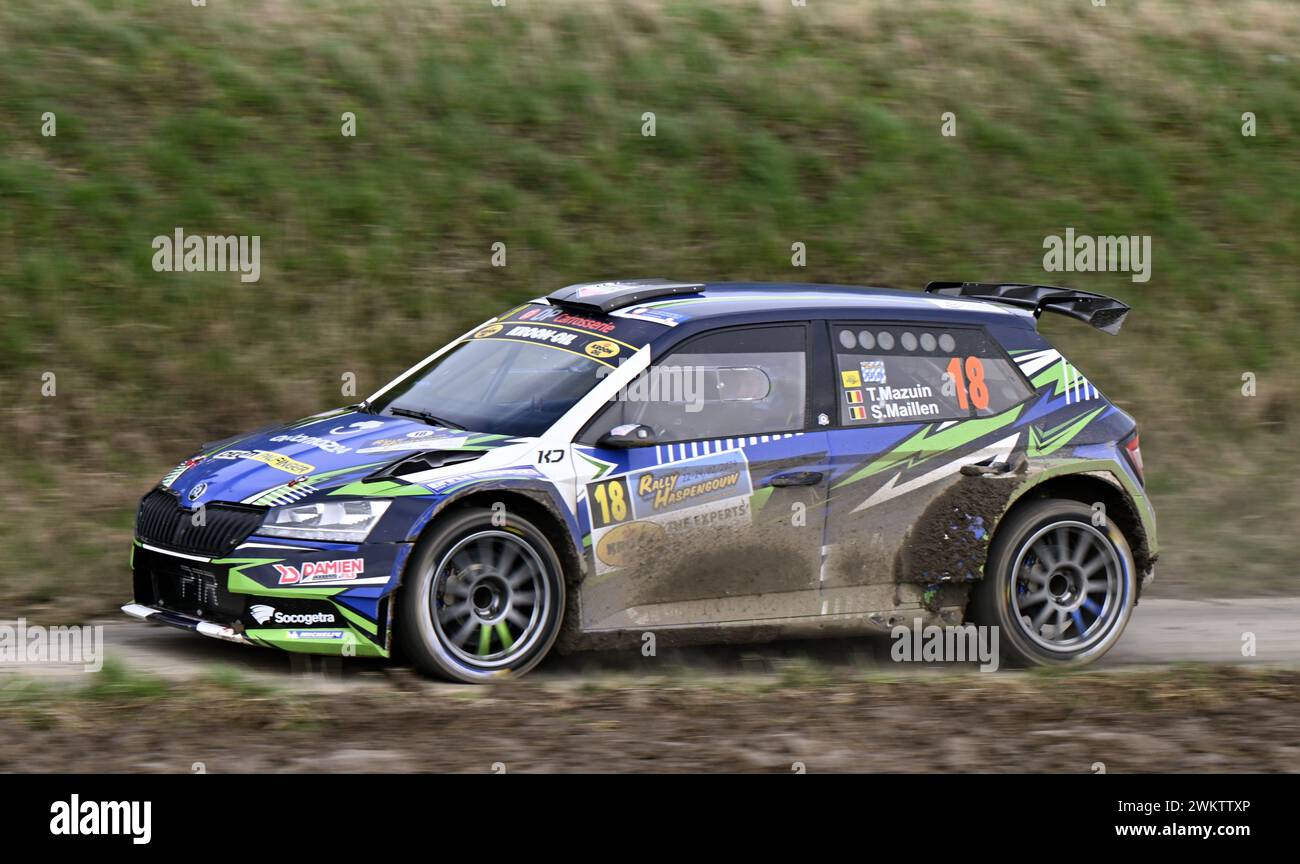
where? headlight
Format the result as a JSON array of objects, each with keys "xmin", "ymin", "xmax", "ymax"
[{"xmin": 260, "ymin": 500, "xmax": 392, "ymax": 543}]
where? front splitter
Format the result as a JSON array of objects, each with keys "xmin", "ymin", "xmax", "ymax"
[{"xmin": 120, "ymin": 603, "xmax": 256, "ymax": 646}]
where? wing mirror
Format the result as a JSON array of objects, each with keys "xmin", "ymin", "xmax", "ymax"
[{"xmin": 597, "ymin": 423, "xmax": 657, "ymax": 448}]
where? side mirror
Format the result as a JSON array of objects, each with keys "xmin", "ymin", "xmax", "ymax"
[{"xmin": 597, "ymin": 423, "xmax": 657, "ymax": 448}]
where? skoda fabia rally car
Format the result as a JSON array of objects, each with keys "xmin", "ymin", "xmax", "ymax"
[{"xmin": 124, "ymin": 279, "xmax": 1156, "ymax": 682}]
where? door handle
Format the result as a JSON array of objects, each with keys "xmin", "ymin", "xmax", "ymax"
[{"xmin": 769, "ymin": 471, "xmax": 824, "ymax": 488}]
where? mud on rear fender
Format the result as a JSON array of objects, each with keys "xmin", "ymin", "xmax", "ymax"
[{"xmin": 892, "ymin": 459, "xmax": 1156, "ymax": 594}]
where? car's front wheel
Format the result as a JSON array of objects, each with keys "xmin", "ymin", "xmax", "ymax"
[
  {"xmin": 397, "ymin": 508, "xmax": 566, "ymax": 682},
  {"xmin": 970, "ymin": 498, "xmax": 1136, "ymax": 667}
]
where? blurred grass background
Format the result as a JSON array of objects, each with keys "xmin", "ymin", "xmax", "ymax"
[{"xmin": 0, "ymin": 0, "xmax": 1297, "ymax": 620}]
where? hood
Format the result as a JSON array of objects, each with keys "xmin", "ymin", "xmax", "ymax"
[{"xmin": 160, "ymin": 408, "xmax": 520, "ymax": 507}]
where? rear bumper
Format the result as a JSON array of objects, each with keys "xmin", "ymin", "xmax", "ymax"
[{"xmin": 120, "ymin": 603, "xmax": 257, "ymax": 646}]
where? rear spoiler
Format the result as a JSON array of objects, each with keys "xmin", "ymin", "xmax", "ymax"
[{"xmin": 925, "ymin": 282, "xmax": 1130, "ymax": 335}]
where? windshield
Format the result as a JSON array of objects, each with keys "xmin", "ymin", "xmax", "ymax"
[{"xmin": 372, "ymin": 338, "xmax": 608, "ymax": 437}]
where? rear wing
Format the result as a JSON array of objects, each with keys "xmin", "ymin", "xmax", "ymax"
[{"xmin": 925, "ymin": 282, "xmax": 1130, "ymax": 335}]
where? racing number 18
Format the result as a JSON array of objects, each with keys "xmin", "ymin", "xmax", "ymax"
[
  {"xmin": 589, "ymin": 477, "xmax": 631, "ymax": 529},
  {"xmin": 947, "ymin": 356, "xmax": 990, "ymax": 411}
]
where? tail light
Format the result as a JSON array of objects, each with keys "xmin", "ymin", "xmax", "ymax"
[{"xmin": 1122, "ymin": 431, "xmax": 1144, "ymax": 485}]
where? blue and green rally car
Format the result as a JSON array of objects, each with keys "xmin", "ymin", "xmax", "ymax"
[{"xmin": 124, "ymin": 279, "xmax": 1155, "ymax": 681}]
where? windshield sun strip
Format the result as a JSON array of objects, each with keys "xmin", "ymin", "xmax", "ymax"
[
  {"xmin": 461, "ymin": 336, "xmax": 620, "ymax": 368},
  {"xmin": 480, "ymin": 321, "xmax": 640, "ymax": 351}
]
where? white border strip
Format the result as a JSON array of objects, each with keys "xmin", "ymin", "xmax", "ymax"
[{"xmin": 140, "ymin": 543, "xmax": 212, "ymax": 563}]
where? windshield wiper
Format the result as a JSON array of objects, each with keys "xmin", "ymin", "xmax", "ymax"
[{"xmin": 388, "ymin": 406, "xmax": 465, "ymax": 431}]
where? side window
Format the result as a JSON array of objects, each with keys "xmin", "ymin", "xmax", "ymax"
[
  {"xmin": 830, "ymin": 323, "xmax": 1032, "ymax": 426},
  {"xmin": 583, "ymin": 325, "xmax": 807, "ymax": 443}
]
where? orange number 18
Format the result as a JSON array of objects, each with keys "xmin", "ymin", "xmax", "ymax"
[{"xmin": 946, "ymin": 356, "xmax": 990, "ymax": 410}]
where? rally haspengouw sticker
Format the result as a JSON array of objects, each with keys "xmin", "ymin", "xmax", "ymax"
[{"xmin": 585, "ymin": 449, "xmax": 754, "ymax": 574}]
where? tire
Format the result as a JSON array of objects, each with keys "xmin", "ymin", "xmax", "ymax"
[
  {"xmin": 397, "ymin": 507, "xmax": 566, "ymax": 683},
  {"xmin": 970, "ymin": 498, "xmax": 1136, "ymax": 668}
]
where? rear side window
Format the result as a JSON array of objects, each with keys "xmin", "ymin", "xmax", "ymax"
[
  {"xmin": 830, "ymin": 323, "xmax": 1032, "ymax": 426},
  {"xmin": 582, "ymin": 324, "xmax": 807, "ymax": 443}
]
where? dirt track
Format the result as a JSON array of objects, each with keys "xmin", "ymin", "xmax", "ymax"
[
  {"xmin": 38, "ymin": 597, "xmax": 1300, "ymax": 691},
  {"xmin": 2, "ymin": 598, "xmax": 1299, "ymax": 772},
  {"xmin": 2, "ymin": 663, "xmax": 1297, "ymax": 773}
]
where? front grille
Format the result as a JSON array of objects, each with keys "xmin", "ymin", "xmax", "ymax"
[
  {"xmin": 137, "ymin": 547, "xmax": 244, "ymax": 622},
  {"xmin": 155, "ymin": 563, "xmax": 244, "ymax": 620},
  {"xmin": 136, "ymin": 489, "xmax": 265, "ymax": 557}
]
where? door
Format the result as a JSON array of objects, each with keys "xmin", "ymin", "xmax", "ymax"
[
  {"xmin": 820, "ymin": 321, "xmax": 1037, "ymax": 614},
  {"xmin": 573, "ymin": 323, "xmax": 831, "ymax": 630}
]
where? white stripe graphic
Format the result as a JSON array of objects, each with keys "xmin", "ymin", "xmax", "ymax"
[
  {"xmin": 1015, "ymin": 349, "xmax": 1061, "ymax": 377},
  {"xmin": 851, "ymin": 433, "xmax": 1022, "ymax": 513}
]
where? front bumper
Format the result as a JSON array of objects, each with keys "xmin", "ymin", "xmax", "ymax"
[
  {"xmin": 127, "ymin": 537, "xmax": 405, "ymax": 658},
  {"xmin": 121, "ymin": 603, "xmax": 255, "ymax": 645}
]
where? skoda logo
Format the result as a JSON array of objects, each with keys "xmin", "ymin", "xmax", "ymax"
[{"xmin": 187, "ymin": 482, "xmax": 207, "ymax": 502}]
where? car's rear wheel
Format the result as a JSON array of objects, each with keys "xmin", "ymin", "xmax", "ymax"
[
  {"xmin": 970, "ymin": 498, "xmax": 1135, "ymax": 667},
  {"xmin": 397, "ymin": 508, "xmax": 565, "ymax": 682}
]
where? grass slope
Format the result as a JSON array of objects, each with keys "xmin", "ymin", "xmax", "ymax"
[{"xmin": 0, "ymin": 0, "xmax": 1297, "ymax": 618}]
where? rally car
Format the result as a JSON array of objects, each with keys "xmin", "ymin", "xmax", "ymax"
[{"xmin": 124, "ymin": 279, "xmax": 1155, "ymax": 681}]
